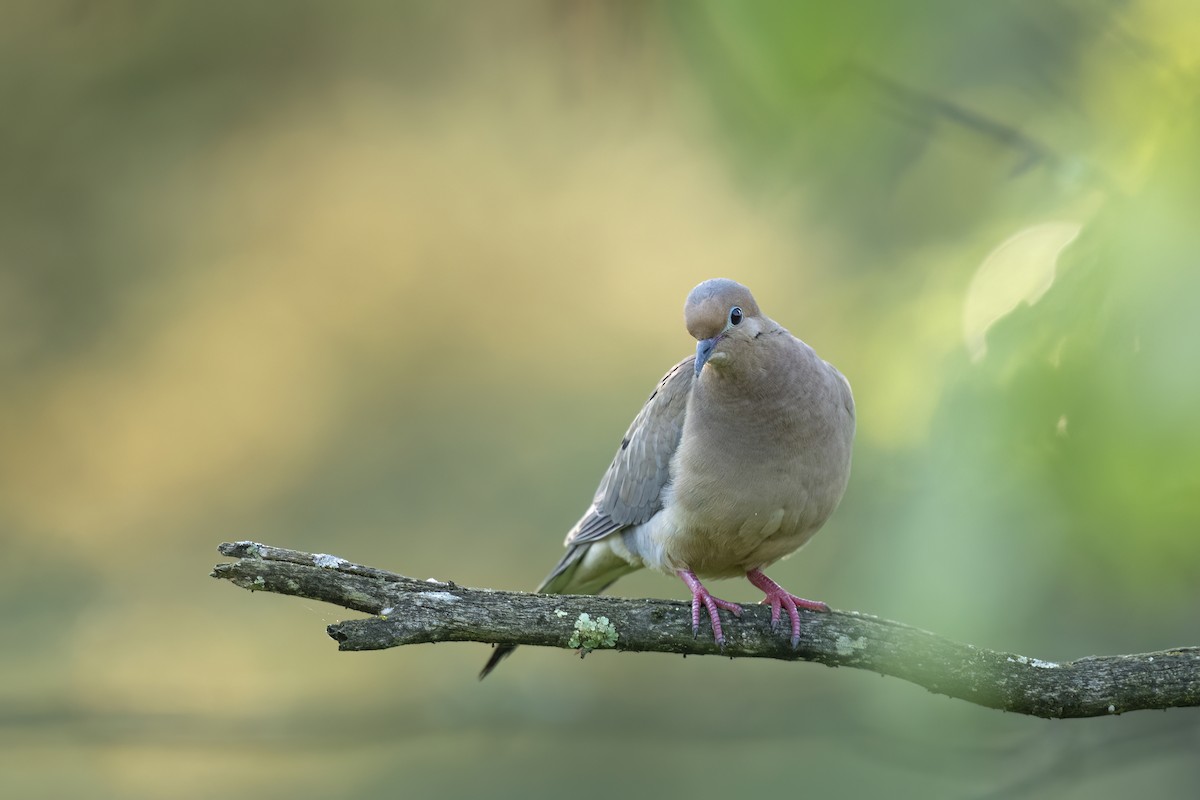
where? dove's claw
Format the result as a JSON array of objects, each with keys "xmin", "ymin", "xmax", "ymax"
[
  {"xmin": 678, "ymin": 569, "xmax": 742, "ymax": 647},
  {"xmin": 747, "ymin": 568, "xmax": 829, "ymax": 649}
]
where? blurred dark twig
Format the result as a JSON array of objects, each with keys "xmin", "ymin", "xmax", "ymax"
[
  {"xmin": 856, "ymin": 67, "xmax": 1116, "ymax": 193},
  {"xmin": 212, "ymin": 542, "xmax": 1200, "ymax": 719}
]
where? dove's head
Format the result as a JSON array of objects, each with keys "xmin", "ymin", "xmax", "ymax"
[{"xmin": 685, "ymin": 278, "xmax": 765, "ymax": 376}]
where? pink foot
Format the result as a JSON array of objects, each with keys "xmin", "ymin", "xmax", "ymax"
[
  {"xmin": 677, "ymin": 569, "xmax": 742, "ymax": 647},
  {"xmin": 746, "ymin": 568, "xmax": 829, "ymax": 648}
]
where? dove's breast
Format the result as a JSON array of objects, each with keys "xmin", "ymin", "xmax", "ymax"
[{"xmin": 623, "ymin": 335, "xmax": 854, "ymax": 579}]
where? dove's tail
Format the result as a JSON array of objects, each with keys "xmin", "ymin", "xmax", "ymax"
[
  {"xmin": 478, "ymin": 643, "xmax": 519, "ymax": 679},
  {"xmin": 478, "ymin": 541, "xmax": 637, "ymax": 679}
]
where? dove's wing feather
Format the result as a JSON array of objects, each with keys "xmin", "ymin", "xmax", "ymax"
[{"xmin": 563, "ymin": 355, "xmax": 695, "ymax": 548}]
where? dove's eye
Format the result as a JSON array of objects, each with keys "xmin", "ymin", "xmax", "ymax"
[{"xmin": 729, "ymin": 307, "xmax": 743, "ymax": 326}]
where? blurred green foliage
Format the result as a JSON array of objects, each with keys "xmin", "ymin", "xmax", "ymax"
[{"xmin": 1, "ymin": 2, "xmax": 1198, "ymax": 798}]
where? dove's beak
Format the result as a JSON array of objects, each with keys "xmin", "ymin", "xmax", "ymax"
[{"xmin": 695, "ymin": 336, "xmax": 722, "ymax": 376}]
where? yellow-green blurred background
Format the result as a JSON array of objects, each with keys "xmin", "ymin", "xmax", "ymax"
[{"xmin": 3, "ymin": 2, "xmax": 1199, "ymax": 797}]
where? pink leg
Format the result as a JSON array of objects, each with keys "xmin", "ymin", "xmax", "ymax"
[
  {"xmin": 676, "ymin": 569, "xmax": 743, "ymax": 647},
  {"xmin": 746, "ymin": 568, "xmax": 830, "ymax": 648}
]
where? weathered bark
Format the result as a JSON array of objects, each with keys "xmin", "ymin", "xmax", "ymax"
[{"xmin": 212, "ymin": 541, "xmax": 1200, "ymax": 719}]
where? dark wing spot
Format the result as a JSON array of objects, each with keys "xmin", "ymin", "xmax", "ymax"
[{"xmin": 621, "ymin": 437, "xmax": 630, "ymax": 451}]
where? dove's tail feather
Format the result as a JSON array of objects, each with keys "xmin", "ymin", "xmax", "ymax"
[
  {"xmin": 478, "ymin": 541, "xmax": 638, "ymax": 680},
  {"xmin": 479, "ymin": 643, "xmax": 517, "ymax": 679}
]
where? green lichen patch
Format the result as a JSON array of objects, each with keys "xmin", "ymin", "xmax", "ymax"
[
  {"xmin": 235, "ymin": 541, "xmax": 264, "ymax": 558},
  {"xmin": 568, "ymin": 613, "xmax": 618, "ymax": 653}
]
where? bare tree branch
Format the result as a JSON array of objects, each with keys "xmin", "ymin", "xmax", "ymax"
[{"xmin": 211, "ymin": 541, "xmax": 1200, "ymax": 719}]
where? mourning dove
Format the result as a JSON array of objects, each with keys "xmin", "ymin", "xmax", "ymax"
[{"xmin": 481, "ymin": 278, "xmax": 854, "ymax": 678}]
